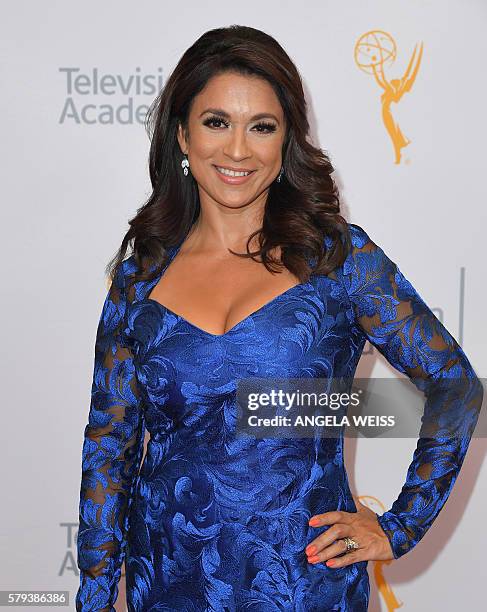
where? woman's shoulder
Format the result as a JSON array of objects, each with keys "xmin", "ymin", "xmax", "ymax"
[
  {"xmin": 121, "ymin": 254, "xmax": 139, "ymax": 278},
  {"xmin": 323, "ymin": 221, "xmax": 373, "ymax": 250},
  {"xmin": 322, "ymin": 221, "xmax": 395, "ymax": 285},
  {"xmin": 346, "ymin": 222, "xmax": 373, "ymax": 247},
  {"xmin": 110, "ymin": 254, "xmax": 139, "ymax": 292},
  {"xmin": 323, "ymin": 222, "xmax": 377, "ymax": 268}
]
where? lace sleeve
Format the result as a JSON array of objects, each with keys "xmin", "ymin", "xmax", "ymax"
[
  {"xmin": 75, "ymin": 262, "xmax": 145, "ymax": 611},
  {"xmin": 337, "ymin": 223, "xmax": 483, "ymax": 559}
]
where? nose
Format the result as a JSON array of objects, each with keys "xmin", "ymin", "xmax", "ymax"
[{"xmin": 222, "ymin": 126, "xmax": 252, "ymax": 160}]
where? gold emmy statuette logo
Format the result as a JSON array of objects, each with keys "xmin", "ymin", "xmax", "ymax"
[
  {"xmin": 354, "ymin": 31, "xmax": 424, "ymax": 164},
  {"xmin": 359, "ymin": 495, "xmax": 404, "ymax": 611}
]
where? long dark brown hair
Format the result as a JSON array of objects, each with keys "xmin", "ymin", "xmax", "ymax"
[{"xmin": 107, "ymin": 24, "xmax": 352, "ymax": 287}]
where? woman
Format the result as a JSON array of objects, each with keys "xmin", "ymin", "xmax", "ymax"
[{"xmin": 75, "ymin": 25, "xmax": 483, "ymax": 611}]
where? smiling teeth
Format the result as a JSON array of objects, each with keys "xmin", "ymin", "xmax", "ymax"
[{"xmin": 216, "ymin": 166, "xmax": 251, "ymax": 177}]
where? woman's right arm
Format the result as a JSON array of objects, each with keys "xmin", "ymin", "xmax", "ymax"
[{"xmin": 75, "ymin": 263, "xmax": 145, "ymax": 611}]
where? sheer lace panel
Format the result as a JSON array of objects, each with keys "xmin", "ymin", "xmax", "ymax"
[
  {"xmin": 76, "ymin": 262, "xmax": 145, "ymax": 611},
  {"xmin": 337, "ymin": 224, "xmax": 483, "ymax": 559}
]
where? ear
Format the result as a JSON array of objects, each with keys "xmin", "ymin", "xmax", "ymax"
[{"xmin": 177, "ymin": 122, "xmax": 188, "ymax": 155}]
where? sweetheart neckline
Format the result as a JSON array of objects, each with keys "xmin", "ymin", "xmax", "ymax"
[
  {"xmin": 142, "ymin": 281, "xmax": 309, "ymax": 339},
  {"xmin": 140, "ymin": 239, "xmax": 311, "ymax": 339}
]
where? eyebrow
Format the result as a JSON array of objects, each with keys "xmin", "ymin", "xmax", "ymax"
[{"xmin": 198, "ymin": 108, "xmax": 280, "ymax": 123}]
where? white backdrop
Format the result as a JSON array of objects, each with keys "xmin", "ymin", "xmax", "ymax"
[{"xmin": 1, "ymin": 1, "xmax": 486, "ymax": 610}]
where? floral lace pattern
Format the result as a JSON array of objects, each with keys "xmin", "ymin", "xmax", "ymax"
[{"xmin": 76, "ymin": 223, "xmax": 483, "ymax": 611}]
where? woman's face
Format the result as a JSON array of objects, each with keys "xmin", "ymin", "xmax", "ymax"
[{"xmin": 177, "ymin": 71, "xmax": 286, "ymax": 210}]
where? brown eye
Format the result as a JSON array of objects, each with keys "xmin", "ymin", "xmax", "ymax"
[
  {"xmin": 253, "ymin": 122, "xmax": 277, "ymax": 134},
  {"xmin": 203, "ymin": 117, "xmax": 230, "ymax": 129}
]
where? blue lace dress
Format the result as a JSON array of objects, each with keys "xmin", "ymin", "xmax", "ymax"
[{"xmin": 75, "ymin": 223, "xmax": 482, "ymax": 611}]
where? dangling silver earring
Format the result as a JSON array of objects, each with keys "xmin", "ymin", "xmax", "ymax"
[
  {"xmin": 277, "ymin": 166, "xmax": 284, "ymax": 183},
  {"xmin": 181, "ymin": 154, "xmax": 190, "ymax": 177}
]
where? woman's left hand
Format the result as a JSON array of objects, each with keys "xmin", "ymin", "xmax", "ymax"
[{"xmin": 305, "ymin": 497, "xmax": 395, "ymax": 568}]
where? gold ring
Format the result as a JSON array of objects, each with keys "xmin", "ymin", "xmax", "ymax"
[{"xmin": 342, "ymin": 537, "xmax": 359, "ymax": 553}]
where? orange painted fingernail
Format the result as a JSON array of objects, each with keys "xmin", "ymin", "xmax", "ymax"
[
  {"xmin": 308, "ymin": 555, "xmax": 320, "ymax": 563},
  {"xmin": 309, "ymin": 518, "xmax": 320, "ymax": 526},
  {"xmin": 326, "ymin": 560, "xmax": 335, "ymax": 567},
  {"xmin": 305, "ymin": 545, "xmax": 316, "ymax": 555}
]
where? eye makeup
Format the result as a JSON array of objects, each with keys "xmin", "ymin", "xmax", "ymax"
[{"xmin": 202, "ymin": 115, "xmax": 277, "ymax": 134}]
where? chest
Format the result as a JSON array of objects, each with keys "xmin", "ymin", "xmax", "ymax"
[
  {"xmin": 125, "ymin": 274, "xmax": 362, "ymax": 391},
  {"xmin": 147, "ymin": 251, "xmax": 304, "ymax": 337}
]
